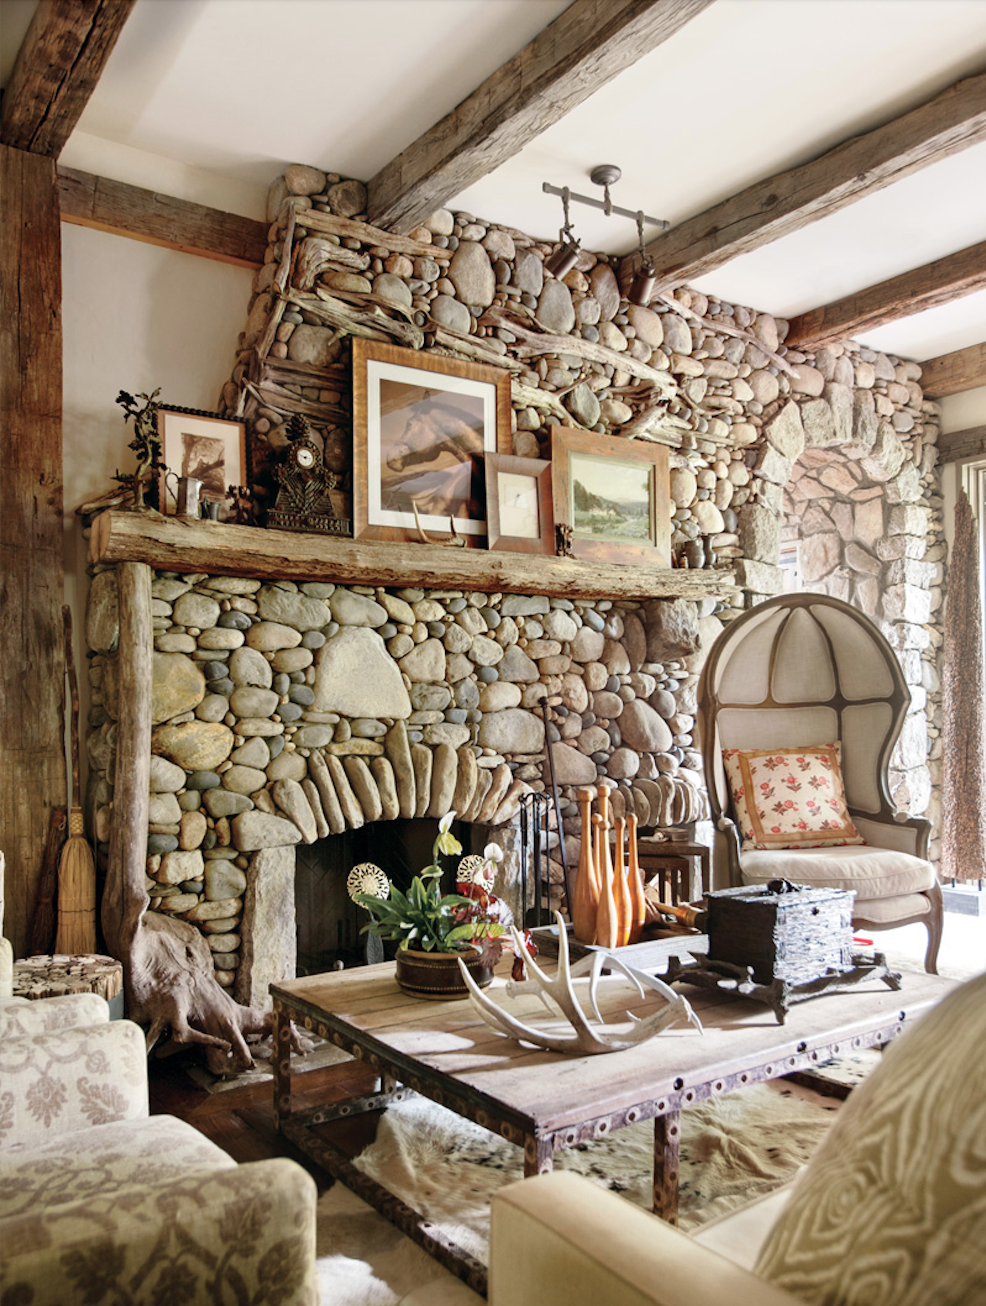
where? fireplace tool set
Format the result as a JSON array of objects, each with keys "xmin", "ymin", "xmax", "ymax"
[{"xmin": 518, "ymin": 791, "xmax": 555, "ymax": 930}]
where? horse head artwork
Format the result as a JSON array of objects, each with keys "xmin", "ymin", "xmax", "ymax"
[{"xmin": 380, "ymin": 389, "xmax": 486, "ymax": 523}]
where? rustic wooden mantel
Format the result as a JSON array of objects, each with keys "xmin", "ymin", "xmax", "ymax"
[{"xmin": 90, "ymin": 510, "xmax": 736, "ymax": 602}]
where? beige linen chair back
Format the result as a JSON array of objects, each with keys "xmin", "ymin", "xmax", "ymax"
[{"xmin": 699, "ymin": 593, "xmax": 909, "ymax": 835}]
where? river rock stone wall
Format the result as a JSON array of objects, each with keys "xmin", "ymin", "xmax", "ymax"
[
  {"xmin": 85, "ymin": 565, "xmax": 713, "ymax": 1002},
  {"xmin": 215, "ymin": 163, "xmax": 943, "ymax": 838}
]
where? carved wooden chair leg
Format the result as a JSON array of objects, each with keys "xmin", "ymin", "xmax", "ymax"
[{"xmin": 922, "ymin": 882, "xmax": 944, "ymax": 975}]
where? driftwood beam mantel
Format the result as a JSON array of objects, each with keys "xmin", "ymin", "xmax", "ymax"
[{"xmin": 90, "ymin": 510, "xmax": 735, "ymax": 602}]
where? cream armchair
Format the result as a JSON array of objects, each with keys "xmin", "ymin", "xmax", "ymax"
[
  {"xmin": 0, "ymin": 995, "xmax": 318, "ymax": 1306},
  {"xmin": 696, "ymin": 592, "xmax": 942, "ymax": 972},
  {"xmin": 403, "ymin": 970, "xmax": 986, "ymax": 1306}
]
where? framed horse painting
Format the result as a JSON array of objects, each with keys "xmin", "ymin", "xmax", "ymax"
[{"xmin": 352, "ymin": 340, "xmax": 511, "ymax": 545}]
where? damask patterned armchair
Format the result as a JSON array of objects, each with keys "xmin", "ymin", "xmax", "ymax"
[{"xmin": 0, "ymin": 995, "xmax": 318, "ymax": 1305}]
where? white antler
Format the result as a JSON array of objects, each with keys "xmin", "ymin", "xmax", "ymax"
[
  {"xmin": 411, "ymin": 501, "xmax": 466, "ymax": 546},
  {"xmin": 458, "ymin": 912, "xmax": 703, "ymax": 1055}
]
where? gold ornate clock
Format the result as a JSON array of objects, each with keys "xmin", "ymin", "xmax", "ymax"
[{"xmin": 267, "ymin": 416, "xmax": 349, "ymax": 535}]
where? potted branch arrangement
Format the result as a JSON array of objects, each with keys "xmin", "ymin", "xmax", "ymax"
[{"xmin": 346, "ymin": 814, "xmax": 535, "ymax": 999}]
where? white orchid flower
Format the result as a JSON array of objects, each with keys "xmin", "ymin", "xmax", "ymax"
[{"xmin": 436, "ymin": 811, "xmax": 462, "ymax": 857}]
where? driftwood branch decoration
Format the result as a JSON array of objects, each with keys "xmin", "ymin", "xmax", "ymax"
[{"xmin": 458, "ymin": 911, "xmax": 703, "ymax": 1055}]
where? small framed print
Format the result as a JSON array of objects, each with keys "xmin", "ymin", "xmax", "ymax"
[
  {"xmin": 352, "ymin": 339, "xmax": 510, "ymax": 545},
  {"xmin": 157, "ymin": 408, "xmax": 247, "ymax": 518},
  {"xmin": 484, "ymin": 453, "xmax": 554, "ymax": 554},
  {"xmin": 550, "ymin": 426, "xmax": 671, "ymax": 566}
]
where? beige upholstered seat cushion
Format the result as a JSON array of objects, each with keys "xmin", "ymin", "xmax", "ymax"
[
  {"xmin": 2, "ymin": 1158, "xmax": 319, "ymax": 1306},
  {"xmin": 0, "ymin": 1114, "xmax": 234, "ymax": 1220},
  {"xmin": 755, "ymin": 971, "xmax": 986, "ymax": 1306},
  {"xmin": 740, "ymin": 845, "xmax": 935, "ymax": 899}
]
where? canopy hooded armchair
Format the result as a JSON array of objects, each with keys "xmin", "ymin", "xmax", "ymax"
[{"xmin": 697, "ymin": 592, "xmax": 942, "ymax": 973}]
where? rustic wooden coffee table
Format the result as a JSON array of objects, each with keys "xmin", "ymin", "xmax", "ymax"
[{"xmin": 271, "ymin": 963, "xmax": 954, "ymax": 1296}]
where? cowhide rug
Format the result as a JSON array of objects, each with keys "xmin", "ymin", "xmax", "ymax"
[{"xmin": 315, "ymin": 1054, "xmax": 878, "ymax": 1306}]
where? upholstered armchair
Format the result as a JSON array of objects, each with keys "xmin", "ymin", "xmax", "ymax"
[
  {"xmin": 696, "ymin": 592, "xmax": 941, "ymax": 972},
  {"xmin": 0, "ymin": 995, "xmax": 318, "ymax": 1305}
]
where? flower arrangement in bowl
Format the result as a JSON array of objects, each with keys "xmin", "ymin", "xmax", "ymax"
[{"xmin": 346, "ymin": 813, "xmax": 535, "ymax": 999}]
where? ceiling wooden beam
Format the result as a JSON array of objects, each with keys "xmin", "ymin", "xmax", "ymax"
[
  {"xmin": 367, "ymin": 0, "xmax": 716, "ymax": 234},
  {"xmin": 621, "ymin": 69, "xmax": 986, "ymax": 294},
  {"xmin": 58, "ymin": 166, "xmax": 268, "ymax": 268},
  {"xmin": 920, "ymin": 341, "xmax": 986, "ymax": 398},
  {"xmin": 785, "ymin": 241, "xmax": 986, "ymax": 350},
  {"xmin": 0, "ymin": 0, "xmax": 136, "ymax": 156},
  {"xmin": 938, "ymin": 424, "xmax": 986, "ymax": 463}
]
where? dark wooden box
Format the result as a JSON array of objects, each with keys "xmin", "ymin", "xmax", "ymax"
[{"xmin": 706, "ymin": 884, "xmax": 855, "ymax": 986}]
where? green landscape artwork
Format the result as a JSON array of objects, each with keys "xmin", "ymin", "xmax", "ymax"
[{"xmin": 570, "ymin": 451, "xmax": 653, "ymax": 543}]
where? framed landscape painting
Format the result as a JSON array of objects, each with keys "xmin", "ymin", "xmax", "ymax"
[
  {"xmin": 351, "ymin": 339, "xmax": 510, "ymax": 545},
  {"xmin": 550, "ymin": 426, "xmax": 670, "ymax": 566}
]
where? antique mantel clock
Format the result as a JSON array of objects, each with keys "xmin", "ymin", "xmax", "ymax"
[{"xmin": 267, "ymin": 415, "xmax": 349, "ymax": 535}]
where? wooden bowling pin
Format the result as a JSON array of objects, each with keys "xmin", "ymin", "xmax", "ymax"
[
  {"xmin": 571, "ymin": 786, "xmax": 600, "ymax": 943},
  {"xmin": 626, "ymin": 812, "xmax": 647, "ymax": 944},
  {"xmin": 594, "ymin": 805, "xmax": 619, "ymax": 951},
  {"xmin": 614, "ymin": 816, "xmax": 633, "ymax": 947}
]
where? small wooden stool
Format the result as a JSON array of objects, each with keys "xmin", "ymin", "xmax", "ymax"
[
  {"xmin": 13, "ymin": 953, "xmax": 124, "ymax": 1019},
  {"xmin": 636, "ymin": 836, "xmax": 711, "ymax": 906}
]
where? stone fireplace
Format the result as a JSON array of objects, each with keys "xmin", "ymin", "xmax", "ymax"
[
  {"xmin": 85, "ymin": 550, "xmax": 719, "ymax": 1009},
  {"xmin": 80, "ymin": 167, "xmax": 946, "ymax": 1031}
]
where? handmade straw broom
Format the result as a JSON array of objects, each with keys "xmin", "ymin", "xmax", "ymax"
[
  {"xmin": 29, "ymin": 805, "xmax": 67, "ymax": 954},
  {"xmin": 55, "ymin": 606, "xmax": 97, "ymax": 954}
]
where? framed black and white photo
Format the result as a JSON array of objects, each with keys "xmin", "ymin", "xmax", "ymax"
[{"xmin": 157, "ymin": 408, "xmax": 246, "ymax": 518}]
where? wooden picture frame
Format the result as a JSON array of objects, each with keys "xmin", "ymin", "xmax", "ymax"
[
  {"xmin": 484, "ymin": 454, "xmax": 555, "ymax": 554},
  {"xmin": 550, "ymin": 426, "xmax": 670, "ymax": 566},
  {"xmin": 157, "ymin": 407, "xmax": 247, "ymax": 518},
  {"xmin": 352, "ymin": 339, "xmax": 510, "ymax": 545}
]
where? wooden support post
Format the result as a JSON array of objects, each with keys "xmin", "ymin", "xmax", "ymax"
[
  {"xmin": 0, "ymin": 144, "xmax": 66, "ymax": 958},
  {"xmin": 102, "ymin": 560, "xmax": 152, "ymax": 961}
]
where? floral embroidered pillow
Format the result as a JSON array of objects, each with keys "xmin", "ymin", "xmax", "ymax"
[{"xmin": 722, "ymin": 743, "xmax": 864, "ymax": 850}]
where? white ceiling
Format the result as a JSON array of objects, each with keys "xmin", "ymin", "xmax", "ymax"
[{"xmin": 2, "ymin": 0, "xmax": 985, "ymax": 363}]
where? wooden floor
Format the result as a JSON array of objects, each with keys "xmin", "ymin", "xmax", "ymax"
[{"xmin": 147, "ymin": 1050, "xmax": 383, "ymax": 1190}]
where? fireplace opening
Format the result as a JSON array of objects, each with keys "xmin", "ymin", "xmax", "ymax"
[{"xmin": 294, "ymin": 817, "xmax": 491, "ymax": 975}]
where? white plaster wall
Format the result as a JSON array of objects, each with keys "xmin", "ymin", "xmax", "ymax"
[
  {"xmin": 61, "ymin": 223, "xmax": 253, "ymax": 781},
  {"xmin": 939, "ymin": 386, "xmax": 986, "ymax": 436},
  {"xmin": 61, "ymin": 223, "xmax": 252, "ymax": 600}
]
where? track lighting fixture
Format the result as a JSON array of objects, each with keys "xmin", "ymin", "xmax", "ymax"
[
  {"xmin": 543, "ymin": 186, "xmax": 581, "ymax": 279},
  {"xmin": 628, "ymin": 211, "xmax": 658, "ymax": 307},
  {"xmin": 542, "ymin": 165, "xmax": 668, "ymax": 301}
]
